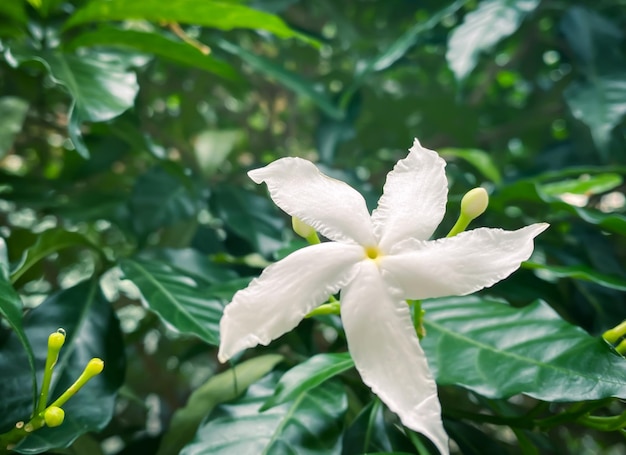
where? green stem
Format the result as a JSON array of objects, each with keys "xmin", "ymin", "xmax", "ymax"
[
  {"xmin": 446, "ymin": 213, "xmax": 471, "ymax": 238},
  {"xmin": 305, "ymin": 301, "xmax": 341, "ymax": 318}
]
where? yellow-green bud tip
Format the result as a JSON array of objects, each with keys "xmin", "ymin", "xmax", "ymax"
[
  {"xmin": 44, "ymin": 407, "xmax": 65, "ymax": 427},
  {"xmin": 86, "ymin": 358, "xmax": 105, "ymax": 376},
  {"xmin": 461, "ymin": 187, "xmax": 489, "ymax": 220},
  {"xmin": 291, "ymin": 217, "xmax": 316, "ymax": 239},
  {"xmin": 48, "ymin": 329, "xmax": 66, "ymax": 350}
]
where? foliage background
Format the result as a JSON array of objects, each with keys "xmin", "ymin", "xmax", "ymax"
[{"xmin": 1, "ymin": 0, "xmax": 626, "ymax": 454}]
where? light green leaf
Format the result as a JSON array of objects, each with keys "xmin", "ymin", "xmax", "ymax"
[
  {"xmin": 539, "ymin": 173, "xmax": 622, "ymax": 197},
  {"xmin": 193, "ymin": 129, "xmax": 243, "ymax": 177},
  {"xmin": 215, "ymin": 38, "xmax": 343, "ymax": 120},
  {"xmin": 67, "ymin": 27, "xmax": 241, "ymax": 81},
  {"xmin": 261, "ymin": 352, "xmax": 353, "ymax": 410},
  {"xmin": 157, "ymin": 355, "xmax": 283, "ymax": 455},
  {"xmin": 181, "ymin": 373, "xmax": 347, "ymax": 455},
  {"xmin": 447, "ymin": 0, "xmax": 539, "ymax": 81},
  {"xmin": 440, "ymin": 147, "xmax": 502, "ymax": 183},
  {"xmin": 564, "ymin": 75, "xmax": 626, "ymax": 152},
  {"xmin": 65, "ymin": 0, "xmax": 316, "ymax": 44},
  {"xmin": 120, "ymin": 258, "xmax": 224, "ymax": 345},
  {"xmin": 0, "ymin": 96, "xmax": 28, "ymax": 159},
  {"xmin": 421, "ymin": 296, "xmax": 626, "ymax": 401},
  {"xmin": 10, "ymin": 228, "xmax": 100, "ymax": 284},
  {"xmin": 524, "ymin": 262, "xmax": 626, "ymax": 292}
]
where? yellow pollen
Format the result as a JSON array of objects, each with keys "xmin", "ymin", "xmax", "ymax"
[{"xmin": 364, "ymin": 246, "xmax": 380, "ymax": 260}]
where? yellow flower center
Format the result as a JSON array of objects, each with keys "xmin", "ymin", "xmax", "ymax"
[{"xmin": 364, "ymin": 245, "xmax": 381, "ymax": 260}]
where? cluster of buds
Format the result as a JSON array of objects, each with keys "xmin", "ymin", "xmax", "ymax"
[
  {"xmin": 1, "ymin": 329, "xmax": 104, "ymax": 451},
  {"xmin": 603, "ymin": 321, "xmax": 626, "ymax": 355}
]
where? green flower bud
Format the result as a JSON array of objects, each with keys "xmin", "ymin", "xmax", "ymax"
[
  {"xmin": 291, "ymin": 217, "xmax": 320, "ymax": 244},
  {"xmin": 461, "ymin": 187, "xmax": 489, "ymax": 220},
  {"xmin": 85, "ymin": 358, "xmax": 105, "ymax": 376},
  {"xmin": 48, "ymin": 329, "xmax": 66, "ymax": 351},
  {"xmin": 44, "ymin": 407, "xmax": 65, "ymax": 427}
]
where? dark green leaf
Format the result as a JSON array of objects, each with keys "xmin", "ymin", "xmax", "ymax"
[
  {"xmin": 181, "ymin": 373, "xmax": 347, "ymax": 455},
  {"xmin": 10, "ymin": 229, "xmax": 100, "ymax": 284},
  {"xmin": 0, "ymin": 280, "xmax": 125, "ymax": 452},
  {"xmin": 421, "ymin": 296, "xmax": 626, "ymax": 401},
  {"xmin": 210, "ymin": 185, "xmax": 284, "ymax": 256},
  {"xmin": 120, "ymin": 257, "xmax": 224, "ymax": 345},
  {"xmin": 65, "ymin": 0, "xmax": 316, "ymax": 45},
  {"xmin": 524, "ymin": 261, "xmax": 626, "ymax": 292},
  {"xmin": 447, "ymin": 0, "xmax": 540, "ymax": 81},
  {"xmin": 157, "ymin": 354, "xmax": 283, "ymax": 455},
  {"xmin": 0, "ymin": 96, "xmax": 28, "ymax": 159},
  {"xmin": 262, "ymin": 352, "xmax": 353, "ymax": 410},
  {"xmin": 68, "ymin": 27, "xmax": 241, "ymax": 82}
]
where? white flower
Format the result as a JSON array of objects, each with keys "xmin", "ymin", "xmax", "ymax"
[{"xmin": 218, "ymin": 138, "xmax": 548, "ymax": 455}]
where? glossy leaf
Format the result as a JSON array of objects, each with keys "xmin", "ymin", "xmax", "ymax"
[
  {"xmin": 440, "ymin": 147, "xmax": 502, "ymax": 183},
  {"xmin": 0, "ymin": 96, "xmax": 28, "ymax": 159},
  {"xmin": 130, "ymin": 164, "xmax": 204, "ymax": 238},
  {"xmin": 181, "ymin": 373, "xmax": 347, "ymax": 455},
  {"xmin": 262, "ymin": 352, "xmax": 353, "ymax": 410},
  {"xmin": 447, "ymin": 0, "xmax": 539, "ymax": 81},
  {"xmin": 0, "ymin": 238, "xmax": 37, "ymax": 412},
  {"xmin": 421, "ymin": 296, "xmax": 626, "ymax": 401},
  {"xmin": 524, "ymin": 262, "xmax": 626, "ymax": 292},
  {"xmin": 68, "ymin": 27, "xmax": 241, "ymax": 82},
  {"xmin": 65, "ymin": 0, "xmax": 316, "ymax": 44},
  {"xmin": 157, "ymin": 354, "xmax": 283, "ymax": 455},
  {"xmin": 0, "ymin": 280, "xmax": 125, "ymax": 452},
  {"xmin": 539, "ymin": 173, "xmax": 622, "ymax": 197},
  {"xmin": 10, "ymin": 228, "xmax": 100, "ymax": 284},
  {"xmin": 120, "ymin": 257, "xmax": 224, "ymax": 345},
  {"xmin": 210, "ymin": 185, "xmax": 284, "ymax": 256}
]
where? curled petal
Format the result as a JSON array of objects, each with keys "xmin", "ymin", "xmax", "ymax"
[
  {"xmin": 249, "ymin": 158, "xmax": 375, "ymax": 245},
  {"xmin": 341, "ymin": 261, "xmax": 449, "ymax": 455},
  {"xmin": 218, "ymin": 242, "xmax": 363, "ymax": 362},
  {"xmin": 371, "ymin": 138, "xmax": 448, "ymax": 251},
  {"xmin": 381, "ymin": 223, "xmax": 549, "ymax": 300}
]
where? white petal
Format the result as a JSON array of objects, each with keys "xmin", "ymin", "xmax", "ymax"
[
  {"xmin": 218, "ymin": 242, "xmax": 363, "ymax": 362},
  {"xmin": 381, "ymin": 223, "xmax": 549, "ymax": 300},
  {"xmin": 341, "ymin": 260, "xmax": 449, "ymax": 455},
  {"xmin": 371, "ymin": 138, "xmax": 448, "ymax": 251},
  {"xmin": 249, "ymin": 158, "xmax": 375, "ymax": 245}
]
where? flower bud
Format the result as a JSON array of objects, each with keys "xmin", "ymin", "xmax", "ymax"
[
  {"xmin": 292, "ymin": 217, "xmax": 315, "ymax": 239},
  {"xmin": 44, "ymin": 407, "xmax": 65, "ymax": 427},
  {"xmin": 461, "ymin": 187, "xmax": 489, "ymax": 220},
  {"xmin": 85, "ymin": 358, "xmax": 105, "ymax": 377},
  {"xmin": 48, "ymin": 329, "xmax": 66, "ymax": 351}
]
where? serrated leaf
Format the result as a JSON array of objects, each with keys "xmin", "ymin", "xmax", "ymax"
[
  {"xmin": 181, "ymin": 373, "xmax": 347, "ymax": 455},
  {"xmin": 524, "ymin": 262, "xmax": 626, "ymax": 292},
  {"xmin": 68, "ymin": 27, "xmax": 241, "ymax": 82},
  {"xmin": 0, "ymin": 280, "xmax": 125, "ymax": 452},
  {"xmin": 262, "ymin": 352, "xmax": 353, "ymax": 410},
  {"xmin": 215, "ymin": 38, "xmax": 343, "ymax": 120},
  {"xmin": 157, "ymin": 355, "xmax": 283, "ymax": 455},
  {"xmin": 10, "ymin": 228, "xmax": 100, "ymax": 284},
  {"xmin": 421, "ymin": 296, "xmax": 626, "ymax": 401},
  {"xmin": 0, "ymin": 96, "xmax": 28, "ymax": 159},
  {"xmin": 65, "ymin": 0, "xmax": 316, "ymax": 45},
  {"xmin": 120, "ymin": 257, "xmax": 224, "ymax": 345},
  {"xmin": 440, "ymin": 148, "xmax": 502, "ymax": 183},
  {"xmin": 447, "ymin": 0, "xmax": 539, "ymax": 81}
]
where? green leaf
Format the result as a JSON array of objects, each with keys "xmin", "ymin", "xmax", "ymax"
[
  {"xmin": 67, "ymin": 27, "xmax": 241, "ymax": 82},
  {"xmin": 210, "ymin": 185, "xmax": 284, "ymax": 256},
  {"xmin": 214, "ymin": 38, "xmax": 343, "ymax": 120},
  {"xmin": 181, "ymin": 373, "xmax": 347, "ymax": 455},
  {"xmin": 193, "ymin": 129, "xmax": 244, "ymax": 177},
  {"xmin": 0, "ymin": 280, "xmax": 125, "ymax": 452},
  {"xmin": 65, "ymin": 0, "xmax": 316, "ymax": 45},
  {"xmin": 261, "ymin": 352, "xmax": 353, "ymax": 410},
  {"xmin": 157, "ymin": 354, "xmax": 283, "ymax": 455},
  {"xmin": 0, "ymin": 96, "xmax": 28, "ymax": 159},
  {"xmin": 523, "ymin": 262, "xmax": 626, "ymax": 292},
  {"xmin": 446, "ymin": 0, "xmax": 540, "ymax": 81},
  {"xmin": 440, "ymin": 148, "xmax": 502, "ymax": 183},
  {"xmin": 564, "ymin": 75, "xmax": 626, "ymax": 152},
  {"xmin": 120, "ymin": 257, "xmax": 224, "ymax": 345},
  {"xmin": 10, "ymin": 228, "xmax": 100, "ymax": 284},
  {"xmin": 421, "ymin": 296, "xmax": 626, "ymax": 401},
  {"xmin": 130, "ymin": 164, "xmax": 204, "ymax": 238},
  {"xmin": 539, "ymin": 173, "xmax": 622, "ymax": 197},
  {"xmin": 0, "ymin": 238, "xmax": 37, "ymax": 414}
]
